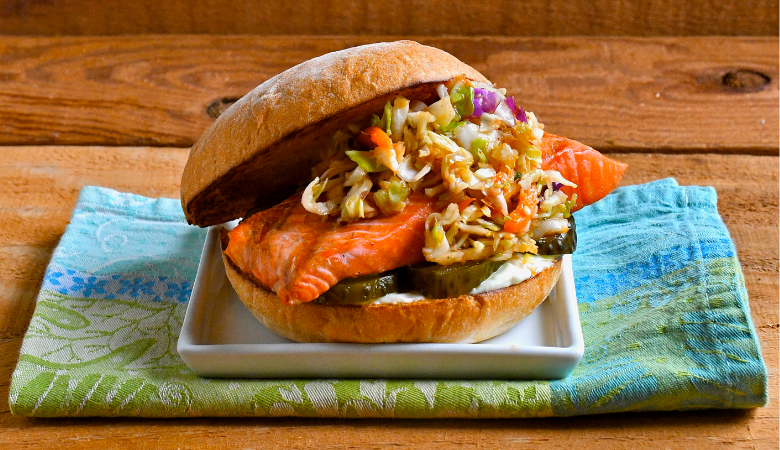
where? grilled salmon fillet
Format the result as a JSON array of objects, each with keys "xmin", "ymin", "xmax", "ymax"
[
  {"xmin": 225, "ymin": 193, "xmax": 436, "ymax": 304},
  {"xmin": 539, "ymin": 134, "xmax": 628, "ymax": 212}
]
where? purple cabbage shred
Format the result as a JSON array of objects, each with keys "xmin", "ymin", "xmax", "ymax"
[
  {"xmin": 505, "ymin": 97, "xmax": 527, "ymax": 123},
  {"xmin": 471, "ymin": 88, "xmax": 501, "ymax": 118},
  {"xmin": 538, "ymin": 182, "xmax": 565, "ymax": 206}
]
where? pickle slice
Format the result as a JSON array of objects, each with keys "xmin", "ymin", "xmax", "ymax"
[
  {"xmin": 404, "ymin": 260, "xmax": 504, "ymax": 299},
  {"xmin": 536, "ymin": 216, "xmax": 577, "ymax": 255},
  {"xmin": 316, "ymin": 271, "xmax": 399, "ymax": 305}
]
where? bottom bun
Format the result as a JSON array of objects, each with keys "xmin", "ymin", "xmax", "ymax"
[{"xmin": 221, "ymin": 233, "xmax": 562, "ymax": 343}]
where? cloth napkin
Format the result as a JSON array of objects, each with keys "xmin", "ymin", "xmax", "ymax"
[{"xmin": 9, "ymin": 179, "xmax": 767, "ymax": 418}]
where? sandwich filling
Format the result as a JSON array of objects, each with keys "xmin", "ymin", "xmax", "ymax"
[
  {"xmin": 367, "ymin": 254, "xmax": 558, "ymax": 305},
  {"xmin": 225, "ymin": 77, "xmax": 626, "ymax": 305},
  {"xmin": 300, "ymin": 77, "xmax": 576, "ymax": 265}
]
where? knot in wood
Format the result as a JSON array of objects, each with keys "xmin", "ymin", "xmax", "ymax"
[
  {"xmin": 206, "ymin": 97, "xmax": 240, "ymax": 119},
  {"xmin": 721, "ymin": 69, "xmax": 771, "ymax": 93}
]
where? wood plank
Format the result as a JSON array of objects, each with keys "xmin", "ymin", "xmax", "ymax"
[
  {"xmin": 0, "ymin": 0, "xmax": 777, "ymax": 37},
  {"xmin": 0, "ymin": 37, "xmax": 776, "ymax": 153},
  {"xmin": 0, "ymin": 147, "xmax": 775, "ymax": 450}
]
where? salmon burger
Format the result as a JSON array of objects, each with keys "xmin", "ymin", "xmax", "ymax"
[{"xmin": 180, "ymin": 41, "xmax": 627, "ymax": 343}]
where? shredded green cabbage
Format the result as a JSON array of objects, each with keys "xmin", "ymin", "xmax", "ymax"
[
  {"xmin": 346, "ymin": 150, "xmax": 385, "ymax": 173},
  {"xmin": 374, "ymin": 176, "xmax": 410, "ymax": 215},
  {"xmin": 470, "ymin": 137, "xmax": 489, "ymax": 163},
  {"xmin": 383, "ymin": 101, "xmax": 392, "ymax": 136}
]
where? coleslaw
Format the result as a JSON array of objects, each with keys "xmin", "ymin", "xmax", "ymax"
[{"xmin": 301, "ymin": 76, "xmax": 577, "ymax": 265}]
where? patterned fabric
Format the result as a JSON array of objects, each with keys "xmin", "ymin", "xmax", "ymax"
[{"xmin": 9, "ymin": 180, "xmax": 767, "ymax": 418}]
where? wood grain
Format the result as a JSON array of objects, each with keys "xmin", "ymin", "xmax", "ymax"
[
  {"xmin": 0, "ymin": 0, "xmax": 777, "ymax": 37},
  {"xmin": 0, "ymin": 146, "xmax": 776, "ymax": 448},
  {"xmin": 0, "ymin": 36, "xmax": 776, "ymax": 153}
]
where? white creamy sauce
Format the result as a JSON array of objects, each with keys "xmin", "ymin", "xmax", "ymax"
[
  {"xmin": 366, "ymin": 254, "xmax": 558, "ymax": 305},
  {"xmin": 369, "ymin": 292, "xmax": 426, "ymax": 304}
]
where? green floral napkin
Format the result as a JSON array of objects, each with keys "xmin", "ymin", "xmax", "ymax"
[{"xmin": 9, "ymin": 179, "xmax": 767, "ymax": 417}]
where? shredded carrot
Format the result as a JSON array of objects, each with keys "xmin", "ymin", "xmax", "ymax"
[
  {"xmin": 504, "ymin": 188, "xmax": 538, "ymax": 234},
  {"xmin": 492, "ymin": 171, "xmax": 511, "ymax": 190},
  {"xmin": 360, "ymin": 126, "xmax": 393, "ymax": 149},
  {"xmin": 457, "ymin": 197, "xmax": 475, "ymax": 211}
]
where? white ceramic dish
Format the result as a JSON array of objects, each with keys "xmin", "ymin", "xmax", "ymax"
[{"xmin": 178, "ymin": 225, "xmax": 584, "ymax": 379}]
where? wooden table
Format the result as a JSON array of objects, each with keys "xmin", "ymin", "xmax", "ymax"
[{"xmin": 0, "ymin": 36, "xmax": 777, "ymax": 449}]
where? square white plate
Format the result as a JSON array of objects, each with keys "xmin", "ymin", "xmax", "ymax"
[{"xmin": 178, "ymin": 225, "xmax": 584, "ymax": 379}]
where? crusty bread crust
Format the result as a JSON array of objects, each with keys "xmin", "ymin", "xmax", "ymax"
[
  {"xmin": 181, "ymin": 40, "xmax": 488, "ymax": 226},
  {"xmin": 220, "ymin": 238, "xmax": 562, "ymax": 344}
]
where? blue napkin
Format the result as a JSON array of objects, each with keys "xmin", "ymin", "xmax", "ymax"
[{"xmin": 9, "ymin": 179, "xmax": 767, "ymax": 417}]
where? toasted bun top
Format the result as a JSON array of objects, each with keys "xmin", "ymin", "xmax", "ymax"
[{"xmin": 181, "ymin": 40, "xmax": 488, "ymax": 226}]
